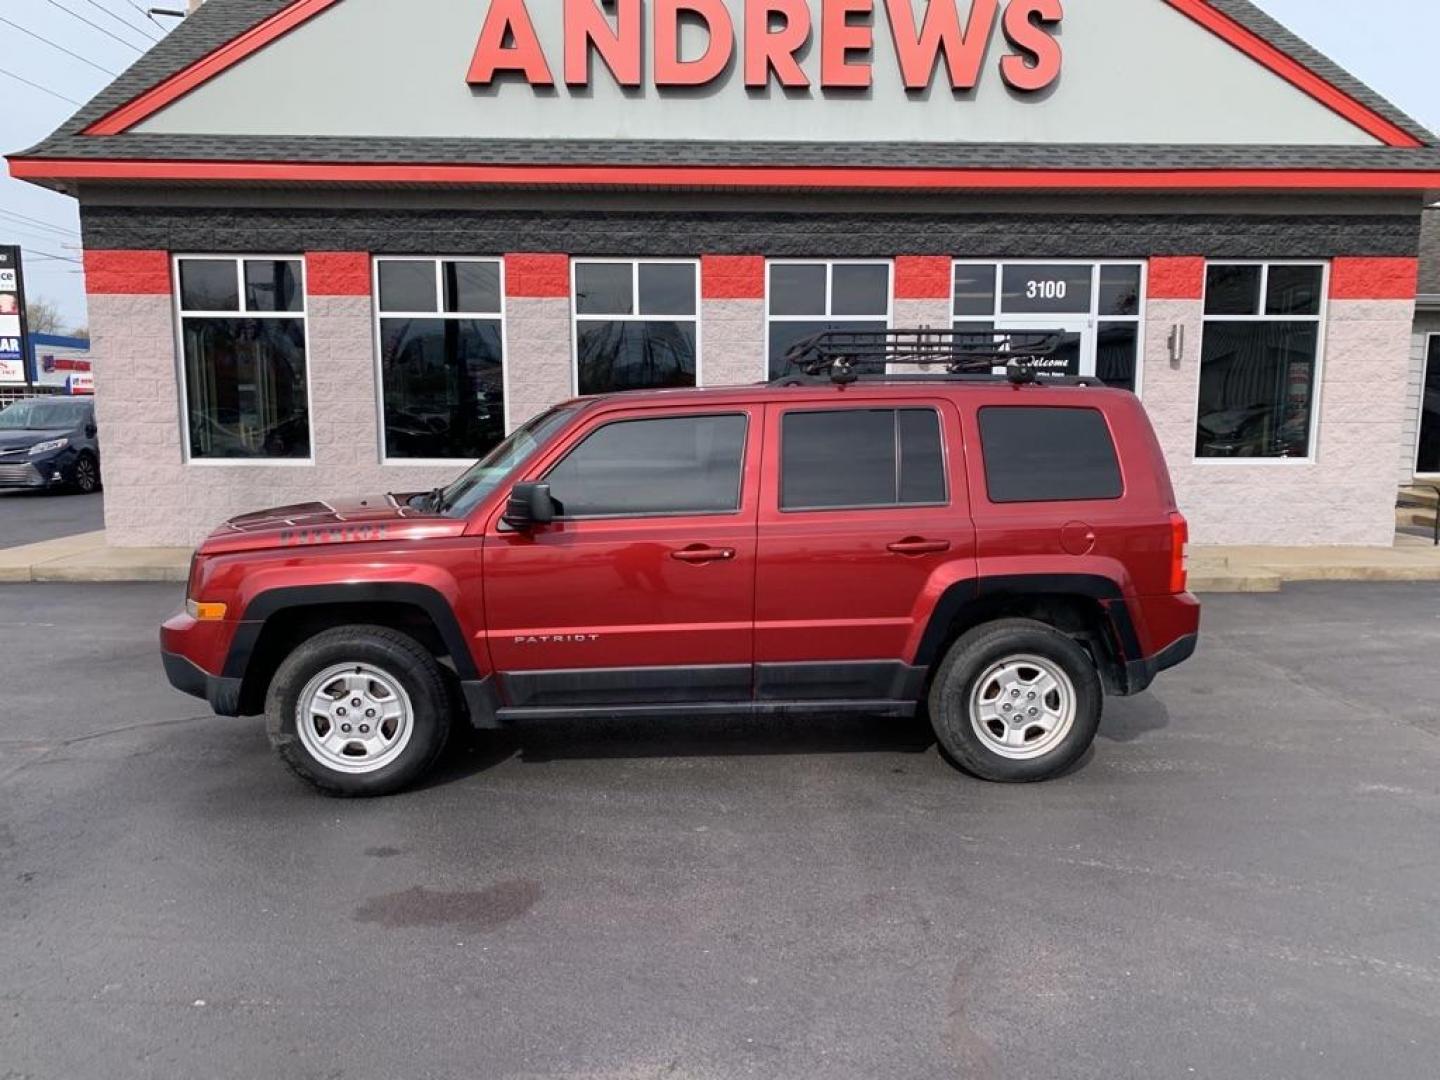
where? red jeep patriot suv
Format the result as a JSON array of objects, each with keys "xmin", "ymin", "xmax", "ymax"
[{"xmin": 162, "ymin": 331, "xmax": 1199, "ymax": 796}]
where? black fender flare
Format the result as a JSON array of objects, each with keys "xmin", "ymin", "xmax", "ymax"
[
  {"xmin": 222, "ymin": 582, "xmax": 479, "ymax": 681},
  {"xmin": 913, "ymin": 573, "xmax": 1140, "ymax": 672}
]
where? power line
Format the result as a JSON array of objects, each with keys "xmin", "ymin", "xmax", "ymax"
[
  {"xmin": 39, "ymin": 0, "xmax": 147, "ymax": 54},
  {"xmin": 0, "ymin": 15, "xmax": 120, "ymax": 77},
  {"xmin": 79, "ymin": 0, "xmax": 163, "ymax": 43},
  {"xmin": 0, "ymin": 65, "xmax": 84, "ymax": 105},
  {"xmin": 0, "ymin": 209, "xmax": 82, "ymax": 240},
  {"xmin": 20, "ymin": 247, "xmax": 84, "ymax": 265},
  {"xmin": 117, "ymin": 0, "xmax": 166, "ymax": 34}
]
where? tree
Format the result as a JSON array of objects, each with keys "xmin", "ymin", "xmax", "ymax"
[{"xmin": 24, "ymin": 297, "xmax": 63, "ymax": 335}]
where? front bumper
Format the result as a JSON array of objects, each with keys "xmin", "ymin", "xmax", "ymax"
[
  {"xmin": 162, "ymin": 650, "xmax": 244, "ymax": 716},
  {"xmin": 0, "ymin": 451, "xmax": 72, "ymax": 488}
]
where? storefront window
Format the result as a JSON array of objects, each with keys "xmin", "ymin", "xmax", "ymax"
[
  {"xmin": 1418, "ymin": 335, "xmax": 1440, "ymax": 476},
  {"xmin": 573, "ymin": 260, "xmax": 698, "ymax": 396},
  {"xmin": 176, "ymin": 256, "xmax": 310, "ymax": 461},
  {"xmin": 376, "ymin": 258, "xmax": 507, "ymax": 462},
  {"xmin": 767, "ymin": 261, "xmax": 892, "ymax": 379},
  {"xmin": 1196, "ymin": 262, "xmax": 1326, "ymax": 460},
  {"xmin": 952, "ymin": 261, "xmax": 1144, "ymax": 391}
]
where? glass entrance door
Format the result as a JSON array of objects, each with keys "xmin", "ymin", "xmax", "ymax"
[
  {"xmin": 994, "ymin": 317, "xmax": 1094, "ymax": 378},
  {"xmin": 1417, "ymin": 335, "xmax": 1440, "ymax": 476}
]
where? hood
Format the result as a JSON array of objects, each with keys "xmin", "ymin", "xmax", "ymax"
[
  {"xmin": 200, "ymin": 494, "xmax": 469, "ymax": 555},
  {"xmin": 0, "ymin": 428, "xmax": 70, "ymax": 453}
]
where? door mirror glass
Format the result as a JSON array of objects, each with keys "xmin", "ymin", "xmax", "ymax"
[{"xmin": 502, "ymin": 482, "xmax": 555, "ymax": 530}]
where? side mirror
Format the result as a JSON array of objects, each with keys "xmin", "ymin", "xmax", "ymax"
[
  {"xmin": 502, "ymin": 482, "xmax": 555, "ymax": 531},
  {"xmin": 85, "ymin": 423, "xmax": 97, "ymax": 438}
]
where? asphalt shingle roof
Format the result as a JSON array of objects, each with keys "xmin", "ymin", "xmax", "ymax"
[{"xmin": 13, "ymin": 0, "xmax": 1440, "ymax": 173}]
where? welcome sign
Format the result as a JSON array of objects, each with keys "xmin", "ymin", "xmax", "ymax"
[{"xmin": 468, "ymin": 0, "xmax": 1063, "ymax": 93}]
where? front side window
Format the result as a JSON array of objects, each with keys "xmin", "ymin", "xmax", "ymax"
[
  {"xmin": 177, "ymin": 256, "xmax": 310, "ymax": 460},
  {"xmin": 781, "ymin": 408, "xmax": 946, "ymax": 510},
  {"xmin": 544, "ymin": 413, "xmax": 747, "ymax": 518},
  {"xmin": 377, "ymin": 258, "xmax": 506, "ymax": 461},
  {"xmin": 767, "ymin": 261, "xmax": 892, "ymax": 379},
  {"xmin": 1197, "ymin": 262, "xmax": 1325, "ymax": 460},
  {"xmin": 978, "ymin": 406, "xmax": 1123, "ymax": 504},
  {"xmin": 573, "ymin": 261, "xmax": 699, "ymax": 396}
]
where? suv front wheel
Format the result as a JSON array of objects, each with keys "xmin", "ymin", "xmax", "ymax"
[
  {"xmin": 266, "ymin": 625, "xmax": 452, "ymax": 797},
  {"xmin": 929, "ymin": 618, "xmax": 1102, "ymax": 782}
]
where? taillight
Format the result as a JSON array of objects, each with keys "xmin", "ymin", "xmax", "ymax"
[{"xmin": 1169, "ymin": 512, "xmax": 1189, "ymax": 594}]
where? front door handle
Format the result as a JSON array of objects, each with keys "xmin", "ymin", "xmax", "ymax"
[
  {"xmin": 888, "ymin": 538, "xmax": 951, "ymax": 556},
  {"xmin": 671, "ymin": 545, "xmax": 736, "ymax": 564}
]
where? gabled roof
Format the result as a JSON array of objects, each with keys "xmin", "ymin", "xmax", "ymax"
[{"xmin": 9, "ymin": 0, "xmax": 1440, "ymax": 192}]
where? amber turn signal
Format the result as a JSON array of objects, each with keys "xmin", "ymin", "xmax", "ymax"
[{"xmin": 186, "ymin": 599, "xmax": 228, "ymax": 621}]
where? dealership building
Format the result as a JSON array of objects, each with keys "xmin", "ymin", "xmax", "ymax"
[{"xmin": 8, "ymin": 0, "xmax": 1440, "ymax": 548}]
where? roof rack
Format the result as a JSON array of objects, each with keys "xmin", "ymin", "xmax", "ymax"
[{"xmin": 776, "ymin": 328, "xmax": 1105, "ymax": 387}]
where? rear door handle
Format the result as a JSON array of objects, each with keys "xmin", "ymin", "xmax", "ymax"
[
  {"xmin": 671, "ymin": 545, "xmax": 736, "ymax": 564},
  {"xmin": 888, "ymin": 538, "xmax": 952, "ymax": 556}
]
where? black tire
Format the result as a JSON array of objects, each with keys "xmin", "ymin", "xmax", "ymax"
[
  {"xmin": 928, "ymin": 618, "xmax": 1102, "ymax": 783},
  {"xmin": 265, "ymin": 625, "xmax": 452, "ymax": 797},
  {"xmin": 71, "ymin": 452, "xmax": 100, "ymax": 494}
]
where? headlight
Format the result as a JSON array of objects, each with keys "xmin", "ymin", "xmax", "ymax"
[{"xmin": 29, "ymin": 438, "xmax": 68, "ymax": 456}]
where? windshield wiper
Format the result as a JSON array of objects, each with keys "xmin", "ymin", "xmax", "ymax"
[{"xmin": 426, "ymin": 486, "xmax": 449, "ymax": 514}]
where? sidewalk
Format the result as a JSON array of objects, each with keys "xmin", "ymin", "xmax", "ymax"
[
  {"xmin": 3, "ymin": 529, "xmax": 1440, "ymax": 592},
  {"xmin": 0, "ymin": 531, "xmax": 190, "ymax": 583}
]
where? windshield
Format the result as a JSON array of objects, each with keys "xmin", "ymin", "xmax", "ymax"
[
  {"xmin": 433, "ymin": 407, "xmax": 576, "ymax": 518},
  {"xmin": 0, "ymin": 399, "xmax": 90, "ymax": 432}
]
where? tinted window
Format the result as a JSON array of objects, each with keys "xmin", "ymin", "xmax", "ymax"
[
  {"xmin": 1001, "ymin": 264, "xmax": 1093, "ymax": 315},
  {"xmin": 1205, "ymin": 265, "xmax": 1262, "ymax": 316},
  {"xmin": 979, "ymin": 407, "xmax": 1122, "ymax": 503},
  {"xmin": 782, "ymin": 409, "xmax": 946, "ymax": 510},
  {"xmin": 545, "ymin": 415, "xmax": 747, "ymax": 518},
  {"xmin": 244, "ymin": 260, "xmax": 303, "ymax": 313},
  {"xmin": 179, "ymin": 260, "xmax": 239, "ymax": 311},
  {"xmin": 378, "ymin": 261, "xmax": 437, "ymax": 313}
]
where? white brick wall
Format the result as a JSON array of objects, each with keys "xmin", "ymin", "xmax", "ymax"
[
  {"xmin": 504, "ymin": 297, "xmax": 573, "ymax": 427},
  {"xmin": 700, "ymin": 299, "xmax": 765, "ymax": 386}
]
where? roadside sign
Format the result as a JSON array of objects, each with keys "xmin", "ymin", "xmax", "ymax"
[{"xmin": 0, "ymin": 247, "xmax": 31, "ymax": 387}]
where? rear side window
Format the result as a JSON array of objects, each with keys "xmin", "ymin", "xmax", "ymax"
[
  {"xmin": 545, "ymin": 414, "xmax": 747, "ymax": 518},
  {"xmin": 781, "ymin": 408, "xmax": 947, "ymax": 510},
  {"xmin": 978, "ymin": 406, "xmax": 1123, "ymax": 503}
]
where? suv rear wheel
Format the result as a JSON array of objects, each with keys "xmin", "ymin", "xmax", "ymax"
[
  {"xmin": 928, "ymin": 618, "xmax": 1102, "ymax": 782},
  {"xmin": 265, "ymin": 625, "xmax": 452, "ymax": 797}
]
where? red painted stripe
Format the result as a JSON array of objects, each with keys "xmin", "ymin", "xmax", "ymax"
[
  {"xmin": 306, "ymin": 251, "xmax": 371, "ymax": 296},
  {"xmin": 1147, "ymin": 256, "xmax": 1206, "ymax": 300},
  {"xmin": 894, "ymin": 256, "xmax": 952, "ymax": 300},
  {"xmin": 1163, "ymin": 0, "xmax": 1422, "ymax": 148},
  {"xmin": 505, "ymin": 253, "xmax": 569, "ymax": 298},
  {"xmin": 12, "ymin": 158, "xmax": 1440, "ymax": 191},
  {"xmin": 1329, "ymin": 257, "xmax": 1418, "ymax": 300},
  {"xmin": 85, "ymin": 0, "xmax": 345, "ymax": 136},
  {"xmin": 701, "ymin": 255, "xmax": 764, "ymax": 300},
  {"xmin": 83, "ymin": 249, "xmax": 170, "ymax": 295}
]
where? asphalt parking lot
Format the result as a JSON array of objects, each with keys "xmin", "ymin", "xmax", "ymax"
[
  {"xmin": 2, "ymin": 582, "xmax": 1438, "ymax": 1079},
  {"xmin": 0, "ymin": 489, "xmax": 104, "ymax": 548}
]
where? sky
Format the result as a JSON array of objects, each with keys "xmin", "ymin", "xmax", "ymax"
[{"xmin": 0, "ymin": 0, "xmax": 1437, "ymax": 332}]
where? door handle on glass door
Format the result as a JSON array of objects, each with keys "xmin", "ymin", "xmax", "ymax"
[
  {"xmin": 671, "ymin": 545, "xmax": 736, "ymax": 564},
  {"xmin": 887, "ymin": 538, "xmax": 951, "ymax": 556}
]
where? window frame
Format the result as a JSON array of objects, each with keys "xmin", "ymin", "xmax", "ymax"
[
  {"xmin": 777, "ymin": 405, "xmax": 951, "ymax": 514},
  {"xmin": 171, "ymin": 253, "xmax": 314, "ymax": 467},
  {"xmin": 951, "ymin": 259, "xmax": 1148, "ymax": 396},
  {"xmin": 539, "ymin": 410, "xmax": 750, "ymax": 522},
  {"xmin": 765, "ymin": 259, "xmax": 894, "ymax": 380},
  {"xmin": 1194, "ymin": 259, "xmax": 1329, "ymax": 467},
  {"xmin": 569, "ymin": 258, "xmax": 703, "ymax": 397},
  {"xmin": 372, "ymin": 256, "xmax": 510, "ymax": 466}
]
